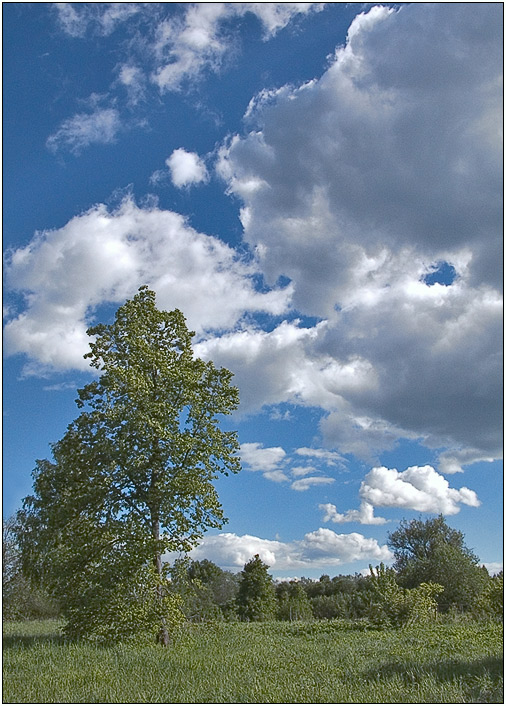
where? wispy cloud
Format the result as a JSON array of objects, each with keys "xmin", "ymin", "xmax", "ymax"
[{"xmin": 46, "ymin": 107, "xmax": 121, "ymax": 155}]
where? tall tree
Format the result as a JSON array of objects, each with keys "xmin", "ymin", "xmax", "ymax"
[
  {"xmin": 17, "ymin": 287, "xmax": 240, "ymax": 642},
  {"xmin": 236, "ymin": 554, "xmax": 277, "ymax": 622},
  {"xmin": 388, "ymin": 515, "xmax": 487, "ymax": 611}
]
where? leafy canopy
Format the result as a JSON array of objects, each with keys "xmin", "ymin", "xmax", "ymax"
[
  {"xmin": 387, "ymin": 515, "xmax": 487, "ymax": 611},
  {"xmin": 17, "ymin": 287, "xmax": 240, "ymax": 641}
]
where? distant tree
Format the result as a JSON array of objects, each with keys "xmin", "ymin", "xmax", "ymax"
[
  {"xmin": 236, "ymin": 555, "xmax": 277, "ymax": 621},
  {"xmin": 473, "ymin": 571, "xmax": 503, "ymax": 622},
  {"xmin": 276, "ymin": 581, "xmax": 313, "ymax": 621},
  {"xmin": 188, "ymin": 559, "xmax": 239, "ymax": 618},
  {"xmin": 310, "ymin": 593, "xmax": 355, "ymax": 620},
  {"xmin": 16, "ymin": 287, "xmax": 240, "ymax": 643},
  {"xmin": 3, "ymin": 516, "xmax": 59, "ymax": 620},
  {"xmin": 388, "ymin": 515, "xmax": 487, "ymax": 611},
  {"xmin": 169, "ymin": 558, "xmax": 239, "ymax": 621},
  {"xmin": 169, "ymin": 558, "xmax": 221, "ymax": 622}
]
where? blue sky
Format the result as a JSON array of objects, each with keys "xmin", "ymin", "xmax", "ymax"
[{"xmin": 3, "ymin": 2, "xmax": 503, "ymax": 579}]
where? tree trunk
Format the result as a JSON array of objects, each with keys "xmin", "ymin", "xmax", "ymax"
[{"xmin": 152, "ymin": 513, "xmax": 170, "ymax": 646}]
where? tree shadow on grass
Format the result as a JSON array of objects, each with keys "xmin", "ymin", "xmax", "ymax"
[
  {"xmin": 367, "ymin": 656, "xmax": 503, "ymax": 702},
  {"xmin": 3, "ymin": 633, "xmax": 68, "ymax": 649}
]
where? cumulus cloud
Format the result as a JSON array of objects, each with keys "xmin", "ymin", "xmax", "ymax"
[
  {"xmin": 166, "ymin": 148, "xmax": 209, "ymax": 188},
  {"xmin": 3, "ymin": 197, "xmax": 291, "ymax": 375},
  {"xmin": 185, "ymin": 527, "xmax": 392, "ymax": 572},
  {"xmin": 359, "ymin": 465, "xmax": 481, "ymax": 516},
  {"xmin": 46, "ymin": 107, "xmax": 122, "ymax": 155},
  {"xmin": 240, "ymin": 442, "xmax": 286, "ymax": 472},
  {"xmin": 216, "ymin": 2, "xmax": 502, "ymax": 465},
  {"xmin": 320, "ymin": 501, "xmax": 387, "ymax": 525}
]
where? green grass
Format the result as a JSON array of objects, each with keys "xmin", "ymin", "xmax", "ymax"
[{"xmin": 3, "ymin": 619, "xmax": 503, "ymax": 703}]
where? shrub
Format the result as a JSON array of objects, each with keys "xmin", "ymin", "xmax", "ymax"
[{"xmin": 367, "ymin": 563, "xmax": 443, "ymax": 628}]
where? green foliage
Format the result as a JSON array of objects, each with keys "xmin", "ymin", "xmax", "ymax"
[
  {"xmin": 473, "ymin": 571, "xmax": 504, "ymax": 622},
  {"xmin": 2, "ymin": 517, "xmax": 60, "ymax": 620},
  {"xmin": 168, "ymin": 558, "xmax": 223, "ymax": 622},
  {"xmin": 236, "ymin": 555, "xmax": 277, "ymax": 621},
  {"xmin": 16, "ymin": 287, "xmax": 240, "ymax": 642},
  {"xmin": 367, "ymin": 563, "xmax": 443, "ymax": 628},
  {"xmin": 310, "ymin": 592, "xmax": 356, "ymax": 620},
  {"xmin": 388, "ymin": 515, "xmax": 487, "ymax": 611},
  {"xmin": 276, "ymin": 581, "xmax": 313, "ymax": 621}
]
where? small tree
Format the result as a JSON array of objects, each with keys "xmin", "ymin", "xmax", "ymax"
[
  {"xmin": 473, "ymin": 571, "xmax": 503, "ymax": 622},
  {"xmin": 276, "ymin": 581, "xmax": 313, "ymax": 621},
  {"xmin": 16, "ymin": 287, "xmax": 240, "ymax": 643},
  {"xmin": 236, "ymin": 554, "xmax": 277, "ymax": 621},
  {"xmin": 3, "ymin": 516, "xmax": 59, "ymax": 620},
  {"xmin": 388, "ymin": 515, "xmax": 487, "ymax": 612},
  {"xmin": 367, "ymin": 563, "xmax": 443, "ymax": 628}
]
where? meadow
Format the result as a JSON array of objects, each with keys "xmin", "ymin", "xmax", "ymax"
[{"xmin": 3, "ymin": 618, "xmax": 503, "ymax": 703}]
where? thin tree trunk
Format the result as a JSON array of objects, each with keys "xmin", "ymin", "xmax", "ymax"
[{"xmin": 152, "ymin": 512, "xmax": 170, "ymax": 646}]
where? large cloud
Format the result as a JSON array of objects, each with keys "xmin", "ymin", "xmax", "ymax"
[
  {"xmin": 216, "ymin": 3, "xmax": 503, "ymax": 467},
  {"xmin": 4, "ymin": 197, "xmax": 291, "ymax": 374},
  {"xmin": 219, "ymin": 3, "xmax": 502, "ymax": 298},
  {"xmin": 185, "ymin": 527, "xmax": 392, "ymax": 571}
]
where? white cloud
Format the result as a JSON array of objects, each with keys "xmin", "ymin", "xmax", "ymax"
[
  {"xmin": 166, "ymin": 148, "xmax": 209, "ymax": 188},
  {"xmin": 216, "ymin": 3, "xmax": 502, "ymax": 465},
  {"xmin": 151, "ymin": 3, "xmax": 325, "ymax": 92},
  {"xmin": 320, "ymin": 501, "xmax": 388, "ymax": 525},
  {"xmin": 46, "ymin": 107, "xmax": 121, "ymax": 155},
  {"xmin": 295, "ymin": 448, "xmax": 345, "ymax": 467},
  {"xmin": 359, "ymin": 465, "xmax": 481, "ymax": 516},
  {"xmin": 185, "ymin": 527, "xmax": 392, "ymax": 571},
  {"xmin": 117, "ymin": 65, "xmax": 146, "ymax": 106},
  {"xmin": 3, "ymin": 197, "xmax": 291, "ymax": 375},
  {"xmin": 54, "ymin": 3, "xmax": 142, "ymax": 38},
  {"xmin": 240, "ymin": 442, "xmax": 286, "ymax": 472},
  {"xmin": 484, "ymin": 562, "xmax": 503, "ymax": 576},
  {"xmin": 291, "ymin": 476, "xmax": 334, "ymax": 492}
]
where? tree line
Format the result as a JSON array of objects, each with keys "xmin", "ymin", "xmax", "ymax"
[{"xmin": 5, "ymin": 514, "xmax": 503, "ymax": 629}]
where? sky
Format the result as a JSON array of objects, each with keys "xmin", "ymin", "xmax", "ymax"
[{"xmin": 3, "ymin": 2, "xmax": 503, "ymax": 579}]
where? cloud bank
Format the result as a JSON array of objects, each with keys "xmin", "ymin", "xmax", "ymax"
[{"xmin": 186, "ymin": 527, "xmax": 393, "ymax": 572}]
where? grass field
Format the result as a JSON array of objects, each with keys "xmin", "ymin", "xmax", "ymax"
[{"xmin": 3, "ymin": 618, "xmax": 503, "ymax": 703}]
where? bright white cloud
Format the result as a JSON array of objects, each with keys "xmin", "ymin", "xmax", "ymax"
[
  {"xmin": 240, "ymin": 442, "xmax": 286, "ymax": 472},
  {"xmin": 46, "ymin": 107, "xmax": 121, "ymax": 155},
  {"xmin": 320, "ymin": 501, "xmax": 387, "ymax": 525},
  {"xmin": 359, "ymin": 465, "xmax": 481, "ymax": 516},
  {"xmin": 4, "ymin": 197, "xmax": 291, "ymax": 375},
  {"xmin": 186, "ymin": 527, "xmax": 392, "ymax": 571},
  {"xmin": 166, "ymin": 148, "xmax": 209, "ymax": 188}
]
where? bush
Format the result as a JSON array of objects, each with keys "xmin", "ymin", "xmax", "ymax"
[
  {"xmin": 63, "ymin": 565, "xmax": 184, "ymax": 643},
  {"xmin": 367, "ymin": 564, "xmax": 443, "ymax": 628},
  {"xmin": 472, "ymin": 571, "xmax": 503, "ymax": 621}
]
